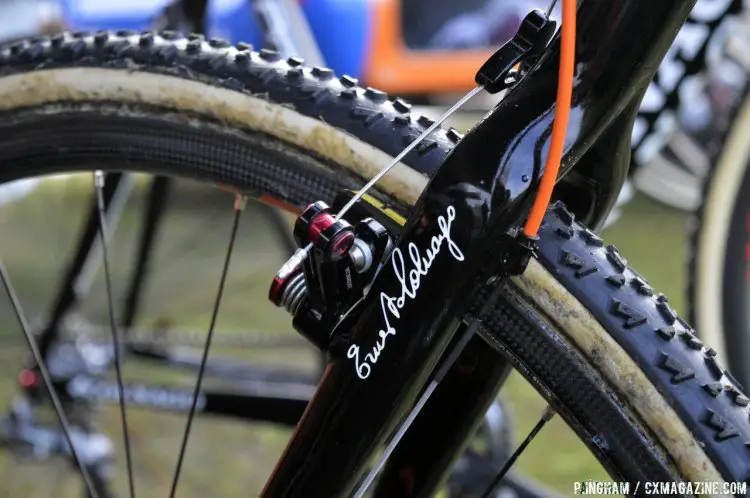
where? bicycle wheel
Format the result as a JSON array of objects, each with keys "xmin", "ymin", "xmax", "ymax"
[
  {"xmin": 0, "ymin": 32, "xmax": 748, "ymax": 495},
  {"xmin": 0, "ymin": 173, "xmax": 324, "ymax": 496},
  {"xmin": 689, "ymin": 88, "xmax": 750, "ymax": 392},
  {"xmin": 0, "ymin": 173, "xmax": 514, "ymax": 498}
]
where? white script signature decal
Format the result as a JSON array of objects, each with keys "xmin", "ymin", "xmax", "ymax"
[{"xmin": 347, "ymin": 205, "xmax": 465, "ymax": 379}]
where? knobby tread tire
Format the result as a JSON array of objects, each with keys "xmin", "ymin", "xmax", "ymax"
[
  {"xmin": 538, "ymin": 202, "xmax": 750, "ymax": 484},
  {"xmin": 0, "ymin": 30, "xmax": 460, "ymax": 186},
  {"xmin": 0, "ymin": 31, "xmax": 748, "ymax": 492}
]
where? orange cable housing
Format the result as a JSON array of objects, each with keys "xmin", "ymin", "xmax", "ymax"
[{"xmin": 523, "ymin": 0, "xmax": 576, "ymax": 237}]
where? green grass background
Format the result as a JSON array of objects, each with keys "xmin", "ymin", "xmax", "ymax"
[{"xmin": 0, "ymin": 119, "xmax": 690, "ymax": 497}]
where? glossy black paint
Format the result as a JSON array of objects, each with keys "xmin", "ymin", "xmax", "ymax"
[
  {"xmin": 372, "ymin": 332, "xmax": 512, "ymax": 498},
  {"xmin": 260, "ymin": 1, "xmax": 697, "ymax": 496},
  {"xmin": 555, "ymin": 97, "xmax": 645, "ymax": 230}
]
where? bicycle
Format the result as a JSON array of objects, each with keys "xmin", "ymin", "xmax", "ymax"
[
  {"xmin": 0, "ymin": 3, "xmax": 536, "ymax": 496},
  {"xmin": 0, "ymin": 0, "xmax": 749, "ymax": 497}
]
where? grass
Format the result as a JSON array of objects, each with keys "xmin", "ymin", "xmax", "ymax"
[{"xmin": 0, "ymin": 165, "xmax": 691, "ymax": 496}]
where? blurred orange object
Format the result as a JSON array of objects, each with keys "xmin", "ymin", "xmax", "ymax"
[{"xmin": 364, "ymin": 0, "xmax": 502, "ymax": 95}]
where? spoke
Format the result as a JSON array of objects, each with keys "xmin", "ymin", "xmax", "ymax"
[
  {"xmin": 480, "ymin": 405, "xmax": 556, "ymax": 498},
  {"xmin": 76, "ymin": 174, "xmax": 136, "ymax": 298},
  {"xmin": 0, "ymin": 259, "xmax": 100, "ymax": 498},
  {"xmin": 93, "ymin": 171, "xmax": 136, "ymax": 498},
  {"xmin": 169, "ymin": 194, "xmax": 247, "ymax": 498}
]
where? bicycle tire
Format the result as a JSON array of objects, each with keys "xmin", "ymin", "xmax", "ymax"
[
  {"xmin": 0, "ymin": 32, "xmax": 748, "ymax": 494},
  {"xmin": 689, "ymin": 91, "xmax": 750, "ymax": 401}
]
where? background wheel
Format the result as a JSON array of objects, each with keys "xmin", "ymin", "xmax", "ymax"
[{"xmin": 688, "ymin": 28, "xmax": 750, "ymax": 391}]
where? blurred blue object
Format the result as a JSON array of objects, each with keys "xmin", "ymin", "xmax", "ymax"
[
  {"xmin": 58, "ymin": 0, "xmax": 369, "ymax": 80},
  {"xmin": 59, "ymin": 0, "xmax": 170, "ymax": 31}
]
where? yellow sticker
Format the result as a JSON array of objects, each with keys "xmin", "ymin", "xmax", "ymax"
[{"xmin": 350, "ymin": 190, "xmax": 407, "ymax": 227}]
